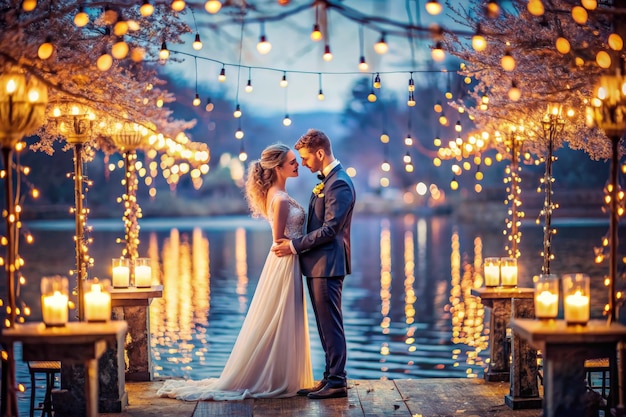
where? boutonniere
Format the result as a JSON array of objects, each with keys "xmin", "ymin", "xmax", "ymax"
[{"xmin": 313, "ymin": 182, "xmax": 325, "ymax": 198}]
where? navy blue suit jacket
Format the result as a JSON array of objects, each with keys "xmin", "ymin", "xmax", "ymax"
[{"xmin": 292, "ymin": 164, "xmax": 356, "ymax": 278}]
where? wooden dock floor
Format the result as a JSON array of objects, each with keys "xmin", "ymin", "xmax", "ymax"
[{"xmin": 102, "ymin": 378, "xmax": 544, "ymax": 417}]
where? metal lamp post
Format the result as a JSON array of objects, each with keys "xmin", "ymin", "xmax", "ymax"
[
  {"xmin": 49, "ymin": 102, "xmax": 95, "ymax": 321},
  {"xmin": 109, "ymin": 121, "xmax": 148, "ymax": 284},
  {"xmin": 540, "ymin": 104, "xmax": 565, "ymax": 275},
  {"xmin": 0, "ymin": 67, "xmax": 47, "ymax": 417}
]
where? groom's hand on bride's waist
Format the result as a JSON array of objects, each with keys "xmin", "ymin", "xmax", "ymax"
[{"xmin": 272, "ymin": 239, "xmax": 294, "ymax": 257}]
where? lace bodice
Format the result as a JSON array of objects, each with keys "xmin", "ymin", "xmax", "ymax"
[{"xmin": 269, "ymin": 191, "xmax": 305, "ymax": 239}]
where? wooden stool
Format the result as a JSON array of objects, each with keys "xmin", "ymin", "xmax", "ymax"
[{"xmin": 27, "ymin": 361, "xmax": 60, "ymax": 417}]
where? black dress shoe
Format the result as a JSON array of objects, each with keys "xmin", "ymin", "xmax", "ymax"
[
  {"xmin": 296, "ymin": 380, "xmax": 326, "ymax": 396},
  {"xmin": 307, "ymin": 383, "xmax": 347, "ymax": 399}
]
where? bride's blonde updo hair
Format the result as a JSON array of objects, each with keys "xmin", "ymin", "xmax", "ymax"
[{"xmin": 245, "ymin": 143, "xmax": 291, "ymax": 219}]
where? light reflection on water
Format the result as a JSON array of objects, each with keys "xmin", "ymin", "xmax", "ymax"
[{"xmin": 12, "ymin": 213, "xmax": 617, "ymax": 414}]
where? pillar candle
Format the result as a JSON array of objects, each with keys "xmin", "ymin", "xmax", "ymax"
[
  {"xmin": 112, "ymin": 265, "xmax": 130, "ymax": 288},
  {"xmin": 564, "ymin": 290, "xmax": 590, "ymax": 325},
  {"xmin": 84, "ymin": 283, "xmax": 111, "ymax": 322},
  {"xmin": 484, "ymin": 258, "xmax": 500, "ymax": 287},
  {"xmin": 500, "ymin": 258, "xmax": 518, "ymax": 287},
  {"xmin": 535, "ymin": 290, "xmax": 558, "ymax": 319},
  {"xmin": 42, "ymin": 291, "xmax": 68, "ymax": 326},
  {"xmin": 135, "ymin": 265, "xmax": 152, "ymax": 288}
]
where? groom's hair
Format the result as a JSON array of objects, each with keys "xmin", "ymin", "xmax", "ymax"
[{"xmin": 295, "ymin": 129, "xmax": 332, "ymax": 155}]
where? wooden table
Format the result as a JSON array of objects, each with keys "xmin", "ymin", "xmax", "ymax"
[
  {"xmin": 0, "ymin": 321, "xmax": 127, "ymax": 417},
  {"xmin": 111, "ymin": 285, "xmax": 162, "ymax": 381},
  {"xmin": 511, "ymin": 318, "xmax": 626, "ymax": 417}
]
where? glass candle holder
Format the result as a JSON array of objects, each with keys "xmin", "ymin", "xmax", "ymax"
[
  {"xmin": 83, "ymin": 279, "xmax": 111, "ymax": 322},
  {"xmin": 533, "ymin": 274, "xmax": 559, "ymax": 320},
  {"xmin": 134, "ymin": 258, "xmax": 152, "ymax": 288},
  {"xmin": 41, "ymin": 276, "xmax": 69, "ymax": 327},
  {"xmin": 112, "ymin": 258, "xmax": 130, "ymax": 288},
  {"xmin": 563, "ymin": 273, "xmax": 590, "ymax": 325},
  {"xmin": 500, "ymin": 257, "xmax": 518, "ymax": 287},
  {"xmin": 484, "ymin": 257, "xmax": 500, "ymax": 287}
]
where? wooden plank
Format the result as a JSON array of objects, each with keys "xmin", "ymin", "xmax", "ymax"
[
  {"xmin": 395, "ymin": 378, "xmax": 542, "ymax": 417},
  {"xmin": 193, "ymin": 399, "xmax": 253, "ymax": 417},
  {"xmin": 354, "ymin": 379, "xmax": 412, "ymax": 416}
]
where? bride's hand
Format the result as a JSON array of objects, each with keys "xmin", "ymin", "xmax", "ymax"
[{"xmin": 272, "ymin": 239, "xmax": 291, "ymax": 257}]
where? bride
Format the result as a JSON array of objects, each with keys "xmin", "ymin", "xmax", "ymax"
[{"xmin": 157, "ymin": 143, "xmax": 313, "ymax": 400}]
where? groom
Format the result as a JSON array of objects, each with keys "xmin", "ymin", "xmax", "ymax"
[{"xmin": 273, "ymin": 128, "xmax": 355, "ymax": 399}]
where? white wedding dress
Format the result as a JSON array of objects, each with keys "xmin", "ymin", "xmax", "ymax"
[{"xmin": 158, "ymin": 191, "xmax": 313, "ymax": 400}]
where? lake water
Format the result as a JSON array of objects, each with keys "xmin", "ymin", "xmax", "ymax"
[{"xmin": 9, "ymin": 214, "xmax": 622, "ymax": 412}]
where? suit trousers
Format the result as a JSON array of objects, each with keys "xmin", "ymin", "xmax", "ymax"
[{"xmin": 306, "ymin": 276, "xmax": 347, "ymax": 387}]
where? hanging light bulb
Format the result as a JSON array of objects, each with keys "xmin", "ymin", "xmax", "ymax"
[
  {"xmin": 404, "ymin": 134, "xmax": 413, "ymax": 146},
  {"xmin": 373, "ymin": 73, "xmax": 381, "ymax": 89},
  {"xmin": 472, "ymin": 25, "xmax": 486, "ymax": 52},
  {"xmin": 403, "ymin": 152, "xmax": 412, "ymax": 164},
  {"xmin": 555, "ymin": 37, "xmax": 571, "ymax": 54},
  {"xmin": 204, "ymin": 0, "xmax": 222, "ymax": 13},
  {"xmin": 439, "ymin": 113, "xmax": 448, "ymax": 125},
  {"xmin": 140, "ymin": 1, "xmax": 154, "ymax": 17},
  {"xmin": 257, "ymin": 35, "xmax": 272, "ymax": 55},
  {"xmin": 374, "ymin": 33, "xmax": 388, "ymax": 54},
  {"xmin": 596, "ymin": 50, "xmax": 612, "ymax": 69},
  {"xmin": 112, "ymin": 38, "xmax": 129, "ymax": 59},
  {"xmin": 434, "ymin": 102, "xmax": 443, "ymax": 113},
  {"xmin": 572, "ymin": 6, "xmax": 588, "ymax": 24},
  {"xmin": 283, "ymin": 114, "xmax": 292, "ymax": 126},
  {"xmin": 97, "ymin": 49, "xmax": 113, "ymax": 71},
  {"xmin": 311, "ymin": 24, "xmax": 322, "ymax": 41},
  {"xmin": 368, "ymin": 90, "xmax": 377, "ymax": 102},
  {"xmin": 38, "ymin": 37, "xmax": 54, "ymax": 60},
  {"xmin": 380, "ymin": 132, "xmax": 390, "ymax": 143},
  {"xmin": 323, "ymin": 44, "xmax": 333, "ymax": 61},
  {"xmin": 405, "ymin": 163, "xmax": 414, "ymax": 173},
  {"xmin": 239, "ymin": 147, "xmax": 248, "ymax": 162},
  {"xmin": 245, "ymin": 79, "xmax": 253, "ymax": 93},
  {"xmin": 159, "ymin": 42, "xmax": 170, "ymax": 60},
  {"xmin": 508, "ymin": 80, "xmax": 521, "ymax": 101},
  {"xmin": 450, "ymin": 176, "xmax": 459, "ymax": 190},
  {"xmin": 22, "ymin": 0, "xmax": 36, "ymax": 11},
  {"xmin": 279, "ymin": 72, "xmax": 288, "ymax": 88},
  {"xmin": 171, "ymin": 0, "xmax": 185, "ymax": 12},
  {"xmin": 192, "ymin": 33, "xmax": 203, "ymax": 50},
  {"xmin": 501, "ymin": 50, "xmax": 515, "ymax": 71},
  {"xmin": 318, "ymin": 89, "xmax": 325, "ymax": 101},
  {"xmin": 527, "ymin": 0, "xmax": 544, "ymax": 16},
  {"xmin": 74, "ymin": 7, "xmax": 89, "ymax": 27},
  {"xmin": 408, "ymin": 76, "xmax": 415, "ymax": 92},
  {"xmin": 381, "ymin": 161, "xmax": 391, "ymax": 172},
  {"xmin": 455, "ymin": 120, "xmax": 462, "ymax": 132},
  {"xmin": 431, "ymin": 42, "xmax": 445, "ymax": 62},
  {"xmin": 218, "ymin": 66, "xmax": 226, "ymax": 82},
  {"xmin": 425, "ymin": 0, "xmax": 442, "ymax": 15},
  {"xmin": 358, "ymin": 56, "xmax": 368, "ymax": 72},
  {"xmin": 233, "ymin": 104, "xmax": 242, "ymax": 118},
  {"xmin": 485, "ymin": 0, "xmax": 500, "ymax": 17},
  {"xmin": 130, "ymin": 47, "xmax": 145, "ymax": 62},
  {"xmin": 113, "ymin": 20, "xmax": 128, "ymax": 37},
  {"xmin": 205, "ymin": 97, "xmax": 214, "ymax": 112},
  {"xmin": 235, "ymin": 128, "xmax": 244, "ymax": 139},
  {"xmin": 609, "ymin": 33, "xmax": 624, "ymax": 51},
  {"xmin": 193, "ymin": 93, "xmax": 201, "ymax": 107},
  {"xmin": 407, "ymin": 92, "xmax": 416, "ymax": 107}
]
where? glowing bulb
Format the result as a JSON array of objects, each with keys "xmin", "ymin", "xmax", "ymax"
[
  {"xmin": 192, "ymin": 33, "xmax": 203, "ymax": 50},
  {"xmin": 374, "ymin": 34, "xmax": 388, "ymax": 54},
  {"xmin": 381, "ymin": 161, "xmax": 390, "ymax": 172},
  {"xmin": 508, "ymin": 81, "xmax": 521, "ymax": 101},
  {"xmin": 318, "ymin": 90, "xmax": 325, "ymax": 100},
  {"xmin": 171, "ymin": 0, "xmax": 185, "ymax": 12},
  {"xmin": 239, "ymin": 150, "xmax": 248, "ymax": 162},
  {"xmin": 218, "ymin": 67, "xmax": 226, "ymax": 82},
  {"xmin": 159, "ymin": 42, "xmax": 169, "ymax": 60},
  {"xmin": 233, "ymin": 104, "xmax": 242, "ymax": 118},
  {"xmin": 450, "ymin": 178, "xmax": 459, "ymax": 190},
  {"xmin": 205, "ymin": 98, "xmax": 214, "ymax": 112},
  {"xmin": 279, "ymin": 73, "xmax": 288, "ymax": 88},
  {"xmin": 501, "ymin": 51, "xmax": 515, "ymax": 71},
  {"xmin": 555, "ymin": 37, "xmax": 570, "ymax": 54},
  {"xmin": 407, "ymin": 93, "xmax": 416, "ymax": 107},
  {"xmin": 358, "ymin": 56, "xmax": 369, "ymax": 72},
  {"xmin": 204, "ymin": 0, "xmax": 222, "ymax": 14},
  {"xmin": 97, "ymin": 53, "xmax": 113, "ymax": 71},
  {"xmin": 140, "ymin": 1, "xmax": 154, "ymax": 17},
  {"xmin": 22, "ymin": 0, "xmax": 36, "ymax": 11},
  {"xmin": 572, "ymin": 6, "xmax": 588, "ymax": 24},
  {"xmin": 485, "ymin": 1, "xmax": 500, "ymax": 18},
  {"xmin": 373, "ymin": 73, "xmax": 381, "ymax": 89},
  {"xmin": 368, "ymin": 92, "xmax": 377, "ymax": 102},
  {"xmin": 527, "ymin": 0, "xmax": 544, "ymax": 16},
  {"xmin": 425, "ymin": 0, "xmax": 442, "ymax": 15},
  {"xmin": 235, "ymin": 128, "xmax": 244, "ymax": 139},
  {"xmin": 596, "ymin": 50, "xmax": 612, "ymax": 69},
  {"xmin": 311, "ymin": 24, "xmax": 322, "ymax": 41},
  {"xmin": 112, "ymin": 40, "xmax": 129, "ymax": 59},
  {"xmin": 74, "ymin": 9, "xmax": 89, "ymax": 27},
  {"xmin": 431, "ymin": 42, "xmax": 445, "ymax": 62},
  {"xmin": 38, "ymin": 40, "xmax": 54, "ymax": 60},
  {"xmin": 193, "ymin": 93, "xmax": 201, "ymax": 107},
  {"xmin": 257, "ymin": 35, "xmax": 272, "ymax": 54},
  {"xmin": 472, "ymin": 32, "xmax": 486, "ymax": 52},
  {"xmin": 581, "ymin": 0, "xmax": 597, "ymax": 9},
  {"xmin": 323, "ymin": 44, "xmax": 333, "ymax": 61},
  {"xmin": 113, "ymin": 21, "xmax": 128, "ymax": 37},
  {"xmin": 245, "ymin": 79, "xmax": 253, "ymax": 93},
  {"xmin": 283, "ymin": 115, "xmax": 292, "ymax": 126},
  {"xmin": 609, "ymin": 33, "xmax": 624, "ymax": 51},
  {"xmin": 405, "ymin": 134, "xmax": 413, "ymax": 146},
  {"xmin": 434, "ymin": 102, "xmax": 443, "ymax": 113},
  {"xmin": 408, "ymin": 77, "xmax": 415, "ymax": 92}
]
